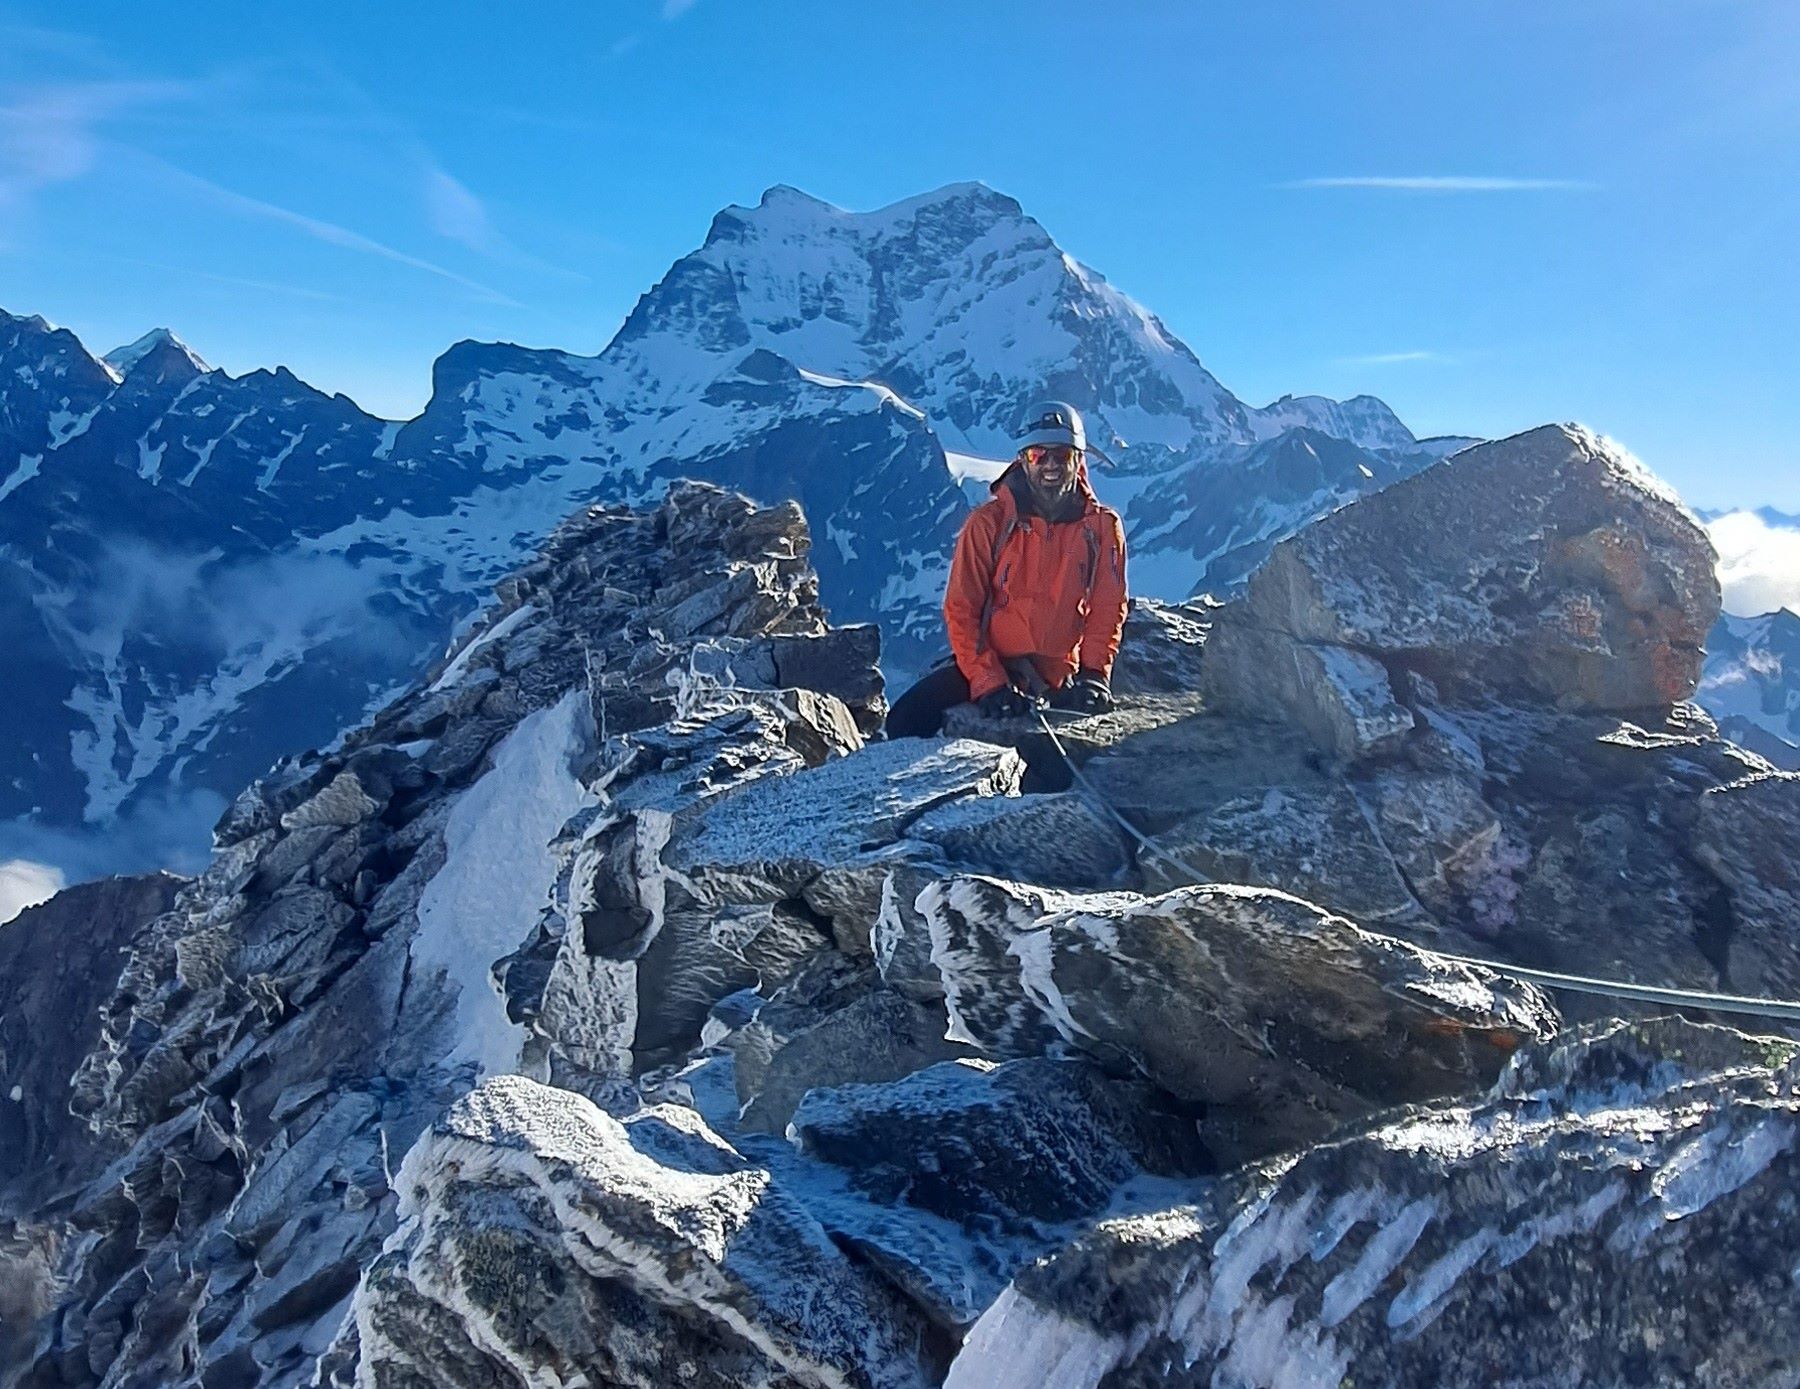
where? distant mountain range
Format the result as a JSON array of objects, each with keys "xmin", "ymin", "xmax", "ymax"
[
  {"xmin": 1700, "ymin": 610, "xmax": 1800, "ymax": 768},
  {"xmin": 0, "ymin": 180, "xmax": 1535, "ymax": 885}
]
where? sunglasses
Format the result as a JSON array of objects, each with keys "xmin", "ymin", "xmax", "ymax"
[{"xmin": 1021, "ymin": 445, "xmax": 1080, "ymax": 466}]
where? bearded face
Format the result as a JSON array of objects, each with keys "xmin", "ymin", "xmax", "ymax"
[{"xmin": 1021, "ymin": 443, "xmax": 1079, "ymax": 508}]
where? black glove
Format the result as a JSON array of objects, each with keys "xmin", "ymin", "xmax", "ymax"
[
  {"xmin": 1052, "ymin": 670, "xmax": 1114, "ymax": 714},
  {"xmin": 1002, "ymin": 656, "xmax": 1051, "ymax": 701},
  {"xmin": 976, "ymin": 686, "xmax": 1032, "ymax": 720}
]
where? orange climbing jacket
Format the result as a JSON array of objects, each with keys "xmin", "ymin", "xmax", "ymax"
[{"xmin": 943, "ymin": 455, "xmax": 1129, "ymax": 701}]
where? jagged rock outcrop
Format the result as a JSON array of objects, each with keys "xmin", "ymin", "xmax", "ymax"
[
  {"xmin": 355, "ymin": 1075, "xmax": 944, "ymax": 1389},
  {"xmin": 949, "ymin": 1018, "xmax": 1800, "ymax": 1389},
  {"xmin": 0, "ymin": 873, "xmax": 180, "ymax": 1379},
  {"xmin": 1, "ymin": 484, "xmax": 933, "ymax": 1388},
  {"xmin": 0, "ymin": 873, "xmax": 181, "ymax": 1208}
]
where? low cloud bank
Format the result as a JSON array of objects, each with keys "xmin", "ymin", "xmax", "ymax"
[
  {"xmin": 0, "ymin": 859, "xmax": 65, "ymax": 925},
  {"xmin": 1708, "ymin": 511, "xmax": 1800, "ymax": 618}
]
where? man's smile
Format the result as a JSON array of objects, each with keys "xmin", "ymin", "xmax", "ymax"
[{"xmin": 1022, "ymin": 444, "xmax": 1078, "ymax": 493}]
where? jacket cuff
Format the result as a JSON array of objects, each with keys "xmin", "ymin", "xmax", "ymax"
[{"xmin": 968, "ymin": 671, "xmax": 1008, "ymax": 701}]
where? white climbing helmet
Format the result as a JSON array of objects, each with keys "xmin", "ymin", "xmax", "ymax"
[{"xmin": 1016, "ymin": 401, "xmax": 1087, "ymax": 454}]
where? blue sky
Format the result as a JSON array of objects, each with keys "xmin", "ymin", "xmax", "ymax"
[{"xmin": 2, "ymin": 0, "xmax": 1797, "ymax": 509}]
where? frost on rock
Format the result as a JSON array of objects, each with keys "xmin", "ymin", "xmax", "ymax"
[
  {"xmin": 960, "ymin": 1018, "xmax": 1800, "ymax": 1389},
  {"xmin": 506, "ymin": 727, "xmax": 1025, "ymax": 1082},
  {"xmin": 356, "ymin": 1074, "xmax": 940, "ymax": 1389}
]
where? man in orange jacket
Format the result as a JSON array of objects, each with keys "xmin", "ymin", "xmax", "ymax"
[{"xmin": 887, "ymin": 401, "xmax": 1128, "ymax": 737}]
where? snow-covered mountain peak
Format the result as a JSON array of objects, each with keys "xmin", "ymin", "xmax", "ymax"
[
  {"xmin": 1252, "ymin": 391, "xmax": 1418, "ymax": 452},
  {"xmin": 609, "ymin": 179, "xmax": 1257, "ymax": 464},
  {"xmin": 724, "ymin": 180, "xmax": 1027, "ymax": 241},
  {"xmin": 2, "ymin": 306, "xmax": 118, "ymax": 376},
  {"xmin": 104, "ymin": 327, "xmax": 209, "ymax": 379}
]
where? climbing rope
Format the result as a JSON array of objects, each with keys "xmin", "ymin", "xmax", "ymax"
[{"xmin": 1032, "ymin": 707, "xmax": 1800, "ymax": 1026}]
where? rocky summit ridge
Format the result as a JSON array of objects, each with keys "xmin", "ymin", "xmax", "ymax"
[{"xmin": 4, "ymin": 422, "xmax": 1800, "ymax": 1388}]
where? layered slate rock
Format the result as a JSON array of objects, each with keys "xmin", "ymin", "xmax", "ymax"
[
  {"xmin": 733, "ymin": 985, "xmax": 973, "ymax": 1135},
  {"xmin": 506, "ymin": 730, "xmax": 1024, "ymax": 1081},
  {"xmin": 790, "ymin": 1058, "xmax": 1210, "ymax": 1233},
  {"xmin": 948, "ymin": 1018, "xmax": 1800, "ymax": 1389},
  {"xmin": 1693, "ymin": 770, "xmax": 1800, "ymax": 995},
  {"xmin": 912, "ymin": 875, "xmax": 1557, "ymax": 1162}
]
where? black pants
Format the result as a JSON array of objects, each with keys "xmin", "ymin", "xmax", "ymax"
[{"xmin": 885, "ymin": 661, "xmax": 971, "ymax": 739}]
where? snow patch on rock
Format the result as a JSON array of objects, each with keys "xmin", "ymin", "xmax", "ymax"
[{"xmin": 408, "ymin": 689, "xmax": 596, "ymax": 1076}]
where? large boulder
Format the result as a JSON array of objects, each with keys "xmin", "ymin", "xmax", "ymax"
[
  {"xmin": 1202, "ymin": 424, "xmax": 1722, "ymax": 755},
  {"xmin": 915, "ymin": 875, "xmax": 1558, "ymax": 1161},
  {"xmin": 950, "ymin": 1018, "xmax": 1800, "ymax": 1389},
  {"xmin": 1051, "ymin": 451, "xmax": 1778, "ymax": 1017}
]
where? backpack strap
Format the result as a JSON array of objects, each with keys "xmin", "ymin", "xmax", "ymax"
[{"xmin": 976, "ymin": 513, "xmax": 1021, "ymax": 656}]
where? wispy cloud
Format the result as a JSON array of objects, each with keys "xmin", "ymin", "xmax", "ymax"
[
  {"xmin": 1285, "ymin": 176, "xmax": 1594, "ymax": 192},
  {"xmin": 0, "ymin": 22, "xmax": 111, "ymax": 64},
  {"xmin": 661, "ymin": 0, "xmax": 699, "ymax": 18},
  {"xmin": 141, "ymin": 154, "xmax": 524, "ymax": 306},
  {"xmin": 267, "ymin": 63, "xmax": 584, "ymax": 281},
  {"xmin": 423, "ymin": 165, "xmax": 501, "ymax": 255},
  {"xmin": 113, "ymin": 256, "xmax": 355, "ymax": 303},
  {"xmin": 1336, "ymin": 350, "xmax": 1442, "ymax": 366}
]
